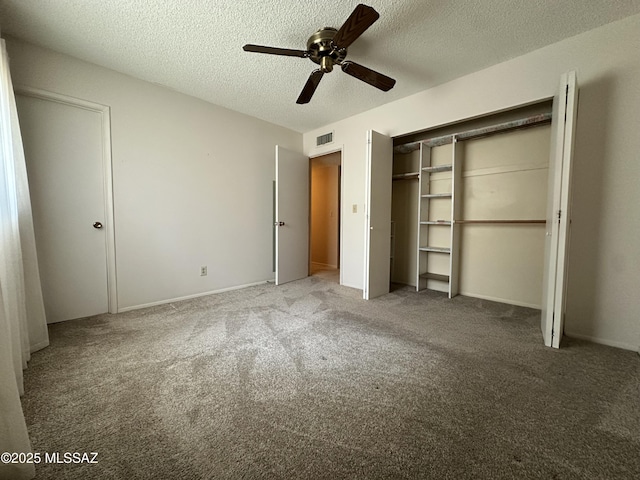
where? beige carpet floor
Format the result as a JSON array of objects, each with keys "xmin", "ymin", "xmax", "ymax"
[{"xmin": 21, "ymin": 277, "xmax": 640, "ymax": 479}]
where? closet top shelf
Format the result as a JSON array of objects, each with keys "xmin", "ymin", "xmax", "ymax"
[
  {"xmin": 422, "ymin": 164, "xmax": 452, "ymax": 173},
  {"xmin": 393, "ymin": 112, "xmax": 552, "ymax": 154}
]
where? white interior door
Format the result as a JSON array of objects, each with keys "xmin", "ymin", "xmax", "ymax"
[
  {"xmin": 275, "ymin": 146, "xmax": 309, "ymax": 285},
  {"xmin": 363, "ymin": 130, "xmax": 393, "ymax": 300},
  {"xmin": 541, "ymin": 71, "xmax": 578, "ymax": 348},
  {"xmin": 17, "ymin": 93, "xmax": 111, "ymax": 323}
]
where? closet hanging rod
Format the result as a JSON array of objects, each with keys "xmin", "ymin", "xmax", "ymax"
[
  {"xmin": 454, "ymin": 220, "xmax": 545, "ymax": 224},
  {"xmin": 394, "ymin": 112, "xmax": 552, "ymax": 154}
]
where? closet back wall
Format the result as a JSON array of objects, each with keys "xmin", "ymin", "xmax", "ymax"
[
  {"xmin": 391, "ymin": 152, "xmax": 419, "ymax": 285},
  {"xmin": 457, "ymin": 126, "xmax": 550, "ymax": 308},
  {"xmin": 6, "ymin": 37, "xmax": 302, "ymax": 311}
]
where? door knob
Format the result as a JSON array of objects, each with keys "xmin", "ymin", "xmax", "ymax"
[
  {"xmin": 274, "ymin": 221, "xmax": 285, "ymax": 226},
  {"xmin": 93, "ymin": 222, "xmax": 103, "ymax": 229}
]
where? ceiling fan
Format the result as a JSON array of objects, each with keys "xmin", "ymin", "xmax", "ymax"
[{"xmin": 243, "ymin": 4, "xmax": 396, "ymax": 104}]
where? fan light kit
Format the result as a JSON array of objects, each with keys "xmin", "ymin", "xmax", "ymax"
[{"xmin": 243, "ymin": 4, "xmax": 396, "ymax": 104}]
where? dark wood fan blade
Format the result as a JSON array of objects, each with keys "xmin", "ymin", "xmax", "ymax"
[
  {"xmin": 296, "ymin": 70, "xmax": 324, "ymax": 104},
  {"xmin": 341, "ymin": 61, "xmax": 396, "ymax": 91},
  {"xmin": 243, "ymin": 44, "xmax": 308, "ymax": 58},
  {"xmin": 332, "ymin": 4, "xmax": 380, "ymax": 49}
]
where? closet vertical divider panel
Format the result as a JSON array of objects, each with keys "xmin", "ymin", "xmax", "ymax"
[
  {"xmin": 449, "ymin": 136, "xmax": 462, "ymax": 298},
  {"xmin": 415, "ymin": 143, "xmax": 431, "ymax": 291}
]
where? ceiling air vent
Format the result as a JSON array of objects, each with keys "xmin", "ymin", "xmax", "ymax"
[{"xmin": 316, "ymin": 132, "xmax": 333, "ymax": 146}]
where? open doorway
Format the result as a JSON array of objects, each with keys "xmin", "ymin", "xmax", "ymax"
[{"xmin": 309, "ymin": 152, "xmax": 341, "ymax": 284}]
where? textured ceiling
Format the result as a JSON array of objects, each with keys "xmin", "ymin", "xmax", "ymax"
[{"xmin": 2, "ymin": 1, "xmax": 640, "ymax": 133}]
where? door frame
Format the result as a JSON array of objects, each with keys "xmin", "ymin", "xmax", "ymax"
[
  {"xmin": 309, "ymin": 147, "xmax": 344, "ymax": 285},
  {"xmin": 16, "ymin": 86, "xmax": 118, "ymax": 314}
]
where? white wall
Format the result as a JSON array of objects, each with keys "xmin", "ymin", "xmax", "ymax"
[
  {"xmin": 6, "ymin": 37, "xmax": 301, "ymax": 310},
  {"xmin": 303, "ymin": 14, "xmax": 640, "ymax": 350}
]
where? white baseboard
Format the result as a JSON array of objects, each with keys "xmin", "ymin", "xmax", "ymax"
[
  {"xmin": 458, "ymin": 291, "xmax": 541, "ymax": 310},
  {"xmin": 118, "ymin": 280, "xmax": 271, "ymax": 313},
  {"xmin": 564, "ymin": 330, "xmax": 639, "ymax": 352}
]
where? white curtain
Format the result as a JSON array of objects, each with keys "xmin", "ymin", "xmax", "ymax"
[{"xmin": 0, "ymin": 38, "xmax": 49, "ymax": 480}]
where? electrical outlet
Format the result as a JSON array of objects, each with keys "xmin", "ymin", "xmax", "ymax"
[{"xmin": 200, "ymin": 266, "xmax": 207, "ymax": 276}]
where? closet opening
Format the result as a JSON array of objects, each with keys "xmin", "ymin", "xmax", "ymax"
[
  {"xmin": 309, "ymin": 151, "xmax": 341, "ymax": 284},
  {"xmin": 390, "ymin": 101, "xmax": 554, "ymax": 308}
]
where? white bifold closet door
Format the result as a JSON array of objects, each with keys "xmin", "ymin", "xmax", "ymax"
[
  {"xmin": 363, "ymin": 130, "xmax": 393, "ymax": 300},
  {"xmin": 541, "ymin": 71, "xmax": 578, "ymax": 348}
]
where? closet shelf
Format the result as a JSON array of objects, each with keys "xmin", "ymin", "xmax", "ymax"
[
  {"xmin": 421, "ymin": 193, "xmax": 452, "ymax": 199},
  {"xmin": 420, "ymin": 220, "xmax": 452, "ymax": 226},
  {"xmin": 419, "ymin": 246, "xmax": 451, "ymax": 254},
  {"xmin": 392, "ymin": 172, "xmax": 420, "ymax": 181},
  {"xmin": 422, "ymin": 164, "xmax": 452, "ymax": 173},
  {"xmin": 420, "ymin": 272, "xmax": 450, "ymax": 282}
]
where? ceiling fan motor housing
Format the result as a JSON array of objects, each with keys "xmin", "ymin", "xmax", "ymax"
[{"xmin": 307, "ymin": 28, "xmax": 346, "ymax": 72}]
